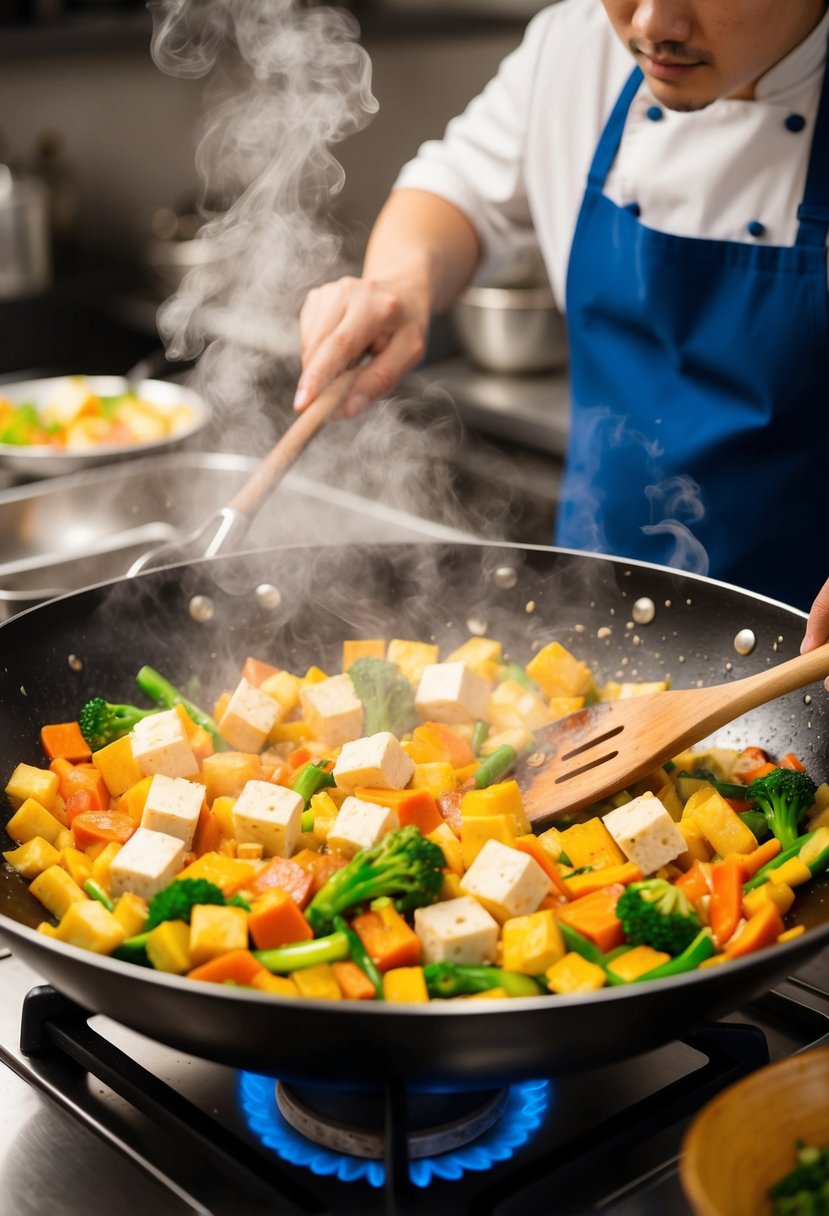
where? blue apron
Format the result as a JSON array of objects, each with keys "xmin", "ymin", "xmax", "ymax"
[{"xmin": 558, "ymin": 58, "xmax": 829, "ymax": 610}]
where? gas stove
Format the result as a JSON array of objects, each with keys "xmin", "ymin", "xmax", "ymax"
[{"xmin": 1, "ymin": 944, "xmax": 828, "ymax": 1216}]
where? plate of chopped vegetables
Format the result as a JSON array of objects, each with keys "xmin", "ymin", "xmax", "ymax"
[
  {"xmin": 681, "ymin": 1046, "xmax": 829, "ymax": 1216},
  {"xmin": 0, "ymin": 374, "xmax": 209, "ymax": 476},
  {"xmin": 0, "ymin": 543, "xmax": 828, "ymax": 1087}
]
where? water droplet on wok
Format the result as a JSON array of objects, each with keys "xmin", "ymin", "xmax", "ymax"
[
  {"xmin": 188, "ymin": 595, "xmax": 215, "ymax": 623},
  {"xmin": 255, "ymin": 583, "xmax": 283, "ymax": 610},
  {"xmin": 67, "ymin": 655, "xmax": 83, "ymax": 672},
  {"xmin": 805, "ymin": 694, "xmax": 813, "ymax": 705},
  {"xmin": 466, "ymin": 616, "xmax": 488, "ymax": 636},
  {"xmin": 734, "ymin": 629, "xmax": 756, "ymax": 656},
  {"xmin": 525, "ymin": 600, "xmax": 536, "ymax": 614},
  {"xmin": 632, "ymin": 597, "xmax": 656, "ymax": 625},
  {"xmin": 493, "ymin": 566, "xmax": 518, "ymax": 589}
]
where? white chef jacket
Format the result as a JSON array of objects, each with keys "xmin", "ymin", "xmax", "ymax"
[{"xmin": 393, "ymin": 0, "xmax": 829, "ymax": 310}]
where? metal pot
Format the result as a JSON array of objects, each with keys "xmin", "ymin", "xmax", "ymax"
[
  {"xmin": 0, "ymin": 168, "xmax": 50, "ymax": 300},
  {"xmin": 451, "ymin": 280, "xmax": 568, "ymax": 374},
  {"xmin": 0, "ymin": 543, "xmax": 827, "ymax": 1089}
]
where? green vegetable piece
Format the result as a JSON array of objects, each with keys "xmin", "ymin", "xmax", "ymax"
[
  {"xmin": 146, "ymin": 878, "xmax": 227, "ymax": 930},
  {"xmin": 471, "ymin": 719, "xmax": 489, "ymax": 757},
  {"xmin": 346, "ymin": 657, "xmax": 417, "ymax": 737},
  {"xmin": 305, "ymin": 825, "xmax": 446, "ymax": 936},
  {"xmin": 743, "ymin": 830, "xmax": 817, "ymax": 892},
  {"xmin": 423, "ymin": 962, "xmax": 545, "ymax": 999},
  {"xmin": 300, "ymin": 809, "xmax": 315, "ymax": 833},
  {"xmin": 79, "ymin": 697, "xmax": 161, "ymax": 750},
  {"xmin": 473, "ymin": 744, "xmax": 518, "ymax": 789},
  {"xmin": 632, "ymin": 928, "xmax": 716, "ymax": 981},
  {"xmin": 83, "ymin": 878, "xmax": 115, "ymax": 912},
  {"xmin": 253, "ymin": 931, "xmax": 350, "ymax": 973},
  {"xmin": 293, "ymin": 759, "xmax": 335, "ymax": 807},
  {"xmin": 616, "ymin": 878, "xmax": 701, "ymax": 956},
  {"xmin": 748, "ymin": 767, "xmax": 818, "ymax": 851},
  {"xmin": 333, "ymin": 914, "xmax": 384, "ymax": 998},
  {"xmin": 112, "ymin": 931, "xmax": 151, "ymax": 966},
  {"xmin": 134, "ymin": 665, "xmax": 223, "ymax": 747}
]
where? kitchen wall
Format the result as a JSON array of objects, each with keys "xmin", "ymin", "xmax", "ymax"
[{"xmin": 0, "ymin": 19, "xmax": 524, "ymax": 261}]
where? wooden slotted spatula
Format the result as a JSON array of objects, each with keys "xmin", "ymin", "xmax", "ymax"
[{"xmin": 515, "ymin": 641, "xmax": 829, "ymax": 828}]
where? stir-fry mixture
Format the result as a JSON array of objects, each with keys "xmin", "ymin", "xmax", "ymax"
[
  {"xmin": 3, "ymin": 636, "xmax": 829, "ymax": 1003},
  {"xmin": 0, "ymin": 376, "xmax": 196, "ymax": 450},
  {"xmin": 770, "ymin": 1140, "xmax": 829, "ymax": 1215}
]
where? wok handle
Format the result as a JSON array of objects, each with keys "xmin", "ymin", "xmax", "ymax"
[{"xmin": 227, "ymin": 367, "xmax": 360, "ymax": 518}]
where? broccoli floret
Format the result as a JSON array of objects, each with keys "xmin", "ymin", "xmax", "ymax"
[
  {"xmin": 347, "ymin": 657, "xmax": 417, "ymax": 737},
  {"xmin": 146, "ymin": 878, "xmax": 228, "ymax": 930},
  {"xmin": 79, "ymin": 697, "xmax": 161, "ymax": 750},
  {"xmin": 748, "ymin": 767, "xmax": 817, "ymax": 851},
  {"xmin": 616, "ymin": 878, "xmax": 701, "ymax": 956},
  {"xmin": 305, "ymin": 825, "xmax": 445, "ymax": 935}
]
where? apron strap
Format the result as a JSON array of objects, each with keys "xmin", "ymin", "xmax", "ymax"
[
  {"xmin": 796, "ymin": 30, "xmax": 829, "ymax": 248},
  {"xmin": 587, "ymin": 67, "xmax": 644, "ymax": 189}
]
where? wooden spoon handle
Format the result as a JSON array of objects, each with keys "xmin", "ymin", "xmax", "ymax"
[
  {"xmin": 694, "ymin": 639, "xmax": 829, "ymax": 727},
  {"xmin": 227, "ymin": 366, "xmax": 359, "ymax": 517}
]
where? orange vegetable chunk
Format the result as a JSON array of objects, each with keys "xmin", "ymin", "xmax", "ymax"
[
  {"xmin": 40, "ymin": 722, "xmax": 92, "ymax": 763},
  {"xmin": 71, "ymin": 811, "xmax": 136, "ymax": 851},
  {"xmin": 247, "ymin": 856, "xmax": 314, "ymax": 908},
  {"xmin": 187, "ymin": 949, "xmax": 266, "ymax": 986},
  {"xmin": 555, "ymin": 886, "xmax": 625, "ymax": 953},
  {"xmin": 352, "ymin": 904, "xmax": 421, "ymax": 972},
  {"xmin": 247, "ymin": 889, "xmax": 313, "ymax": 951}
]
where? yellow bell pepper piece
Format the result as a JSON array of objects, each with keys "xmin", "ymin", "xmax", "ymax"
[
  {"xmin": 29, "ymin": 865, "xmax": 87, "ymax": 920},
  {"xmin": 178, "ymin": 851, "xmax": 255, "ymax": 895},
  {"xmin": 546, "ymin": 952, "xmax": 606, "ymax": 994},
  {"xmin": 687, "ymin": 791, "xmax": 758, "ymax": 856},
  {"xmin": 54, "ymin": 901, "xmax": 127, "ymax": 954},
  {"xmin": 501, "ymin": 910, "xmax": 566, "ymax": 974},
  {"xmin": 146, "ymin": 920, "xmax": 191, "ymax": 973},
  {"xmin": 743, "ymin": 881, "xmax": 795, "ymax": 919},
  {"xmin": 559, "ymin": 819, "xmax": 626, "ymax": 870},
  {"xmin": 767, "ymin": 857, "xmax": 812, "ymax": 888},
  {"xmin": 460, "ymin": 813, "xmax": 516, "ymax": 868},
  {"xmin": 607, "ymin": 945, "xmax": 671, "ymax": 982},
  {"xmin": 526, "ymin": 641, "xmax": 595, "ymax": 699},
  {"xmin": 382, "ymin": 966, "xmax": 429, "ymax": 1003},
  {"xmin": 3, "ymin": 836, "xmax": 61, "ymax": 879},
  {"xmin": 91, "ymin": 735, "xmax": 145, "ymax": 797},
  {"xmin": 6, "ymin": 798, "xmax": 64, "ymax": 846},
  {"xmin": 291, "ymin": 963, "xmax": 342, "ymax": 1000},
  {"xmin": 113, "ymin": 892, "xmax": 149, "ymax": 937},
  {"xmin": 188, "ymin": 905, "xmax": 249, "ymax": 966},
  {"xmin": 5, "ymin": 763, "xmax": 59, "ymax": 811}
]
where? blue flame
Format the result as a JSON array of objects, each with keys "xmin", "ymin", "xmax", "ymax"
[{"xmin": 239, "ymin": 1073, "xmax": 551, "ymax": 1188}]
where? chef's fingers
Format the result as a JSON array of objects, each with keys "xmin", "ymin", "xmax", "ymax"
[
  {"xmin": 340, "ymin": 322, "xmax": 427, "ymax": 417},
  {"xmin": 800, "ymin": 578, "xmax": 829, "ymax": 688},
  {"xmin": 295, "ymin": 279, "xmax": 404, "ymax": 412}
]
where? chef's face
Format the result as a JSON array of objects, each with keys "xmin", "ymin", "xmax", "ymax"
[{"xmin": 601, "ymin": 0, "xmax": 827, "ymax": 109}]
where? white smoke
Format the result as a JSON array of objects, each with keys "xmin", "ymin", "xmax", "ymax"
[{"xmin": 148, "ymin": 0, "xmax": 377, "ymax": 388}]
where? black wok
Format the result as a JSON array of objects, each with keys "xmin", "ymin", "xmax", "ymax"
[{"xmin": 1, "ymin": 542, "xmax": 827, "ymax": 1089}]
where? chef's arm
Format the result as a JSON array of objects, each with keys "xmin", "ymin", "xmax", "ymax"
[{"xmin": 294, "ymin": 188, "xmax": 481, "ymax": 416}]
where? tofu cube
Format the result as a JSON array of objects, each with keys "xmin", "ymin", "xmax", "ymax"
[
  {"xmin": 414, "ymin": 895, "xmax": 499, "ymax": 965},
  {"xmin": 300, "ymin": 674, "xmax": 364, "ymax": 746},
  {"xmin": 109, "ymin": 827, "xmax": 186, "ymax": 902},
  {"xmin": 327, "ymin": 796, "xmax": 400, "ymax": 859},
  {"xmin": 460, "ymin": 839, "xmax": 551, "ymax": 923},
  {"xmin": 130, "ymin": 709, "xmax": 199, "ymax": 779},
  {"xmin": 217, "ymin": 676, "xmax": 284, "ymax": 753},
  {"xmin": 232, "ymin": 780, "xmax": 303, "ymax": 857},
  {"xmin": 333, "ymin": 731, "xmax": 415, "ymax": 791},
  {"xmin": 602, "ymin": 793, "xmax": 688, "ymax": 875},
  {"xmin": 140, "ymin": 774, "xmax": 205, "ymax": 850},
  {"xmin": 414, "ymin": 662, "xmax": 491, "ymax": 724}
]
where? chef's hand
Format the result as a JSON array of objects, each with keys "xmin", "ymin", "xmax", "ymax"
[
  {"xmin": 293, "ymin": 189, "xmax": 481, "ymax": 418},
  {"xmin": 294, "ymin": 274, "xmax": 429, "ymax": 418},
  {"xmin": 800, "ymin": 578, "xmax": 829, "ymax": 688}
]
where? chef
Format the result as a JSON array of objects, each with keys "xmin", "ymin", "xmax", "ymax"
[{"xmin": 294, "ymin": 0, "xmax": 829, "ymax": 651}]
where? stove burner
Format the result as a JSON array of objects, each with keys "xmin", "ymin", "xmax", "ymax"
[
  {"xmin": 239, "ymin": 1072, "xmax": 552, "ymax": 1188},
  {"xmin": 275, "ymin": 1083, "xmax": 508, "ymax": 1159}
]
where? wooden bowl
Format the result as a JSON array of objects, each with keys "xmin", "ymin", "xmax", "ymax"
[{"xmin": 680, "ymin": 1046, "xmax": 829, "ymax": 1216}]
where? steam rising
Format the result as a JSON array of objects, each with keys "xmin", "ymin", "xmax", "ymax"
[{"xmin": 150, "ymin": 0, "xmax": 377, "ymax": 367}]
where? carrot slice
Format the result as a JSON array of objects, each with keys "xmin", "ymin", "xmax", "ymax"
[
  {"xmin": 779, "ymin": 752, "xmax": 807, "ymax": 772},
  {"xmin": 709, "ymin": 858, "xmax": 744, "ymax": 947},
  {"xmin": 71, "ymin": 811, "xmax": 136, "ymax": 851},
  {"xmin": 352, "ymin": 905, "xmax": 421, "ymax": 972},
  {"xmin": 725, "ymin": 902, "xmax": 785, "ymax": 959},
  {"xmin": 242, "ymin": 657, "xmax": 281, "ymax": 687},
  {"xmin": 187, "ymin": 949, "xmax": 266, "ymax": 985},
  {"xmin": 40, "ymin": 722, "xmax": 92, "ymax": 763},
  {"xmin": 332, "ymin": 960, "xmax": 377, "ymax": 1000}
]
